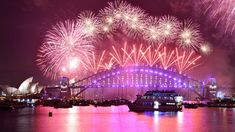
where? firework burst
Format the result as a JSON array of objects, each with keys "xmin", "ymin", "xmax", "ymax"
[
  {"xmin": 177, "ymin": 20, "xmax": 203, "ymax": 51},
  {"xmin": 77, "ymin": 11, "xmax": 101, "ymax": 38},
  {"xmin": 200, "ymin": 42, "xmax": 213, "ymax": 55},
  {"xmin": 158, "ymin": 15, "xmax": 180, "ymax": 42},
  {"xmin": 37, "ymin": 1, "xmax": 208, "ymax": 80},
  {"xmin": 143, "ymin": 17, "xmax": 162, "ymax": 44},
  {"xmin": 37, "ymin": 20, "xmax": 93, "ymax": 79}
]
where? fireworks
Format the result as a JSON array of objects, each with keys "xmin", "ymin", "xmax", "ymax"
[
  {"xmin": 108, "ymin": 43, "xmax": 201, "ymax": 74},
  {"xmin": 77, "ymin": 11, "xmax": 100, "ymax": 38},
  {"xmin": 158, "ymin": 15, "xmax": 181, "ymax": 41},
  {"xmin": 143, "ymin": 17, "xmax": 162, "ymax": 44},
  {"xmin": 82, "ymin": 51, "xmax": 106, "ymax": 74},
  {"xmin": 159, "ymin": 47, "xmax": 178, "ymax": 70},
  {"xmin": 201, "ymin": 0, "xmax": 235, "ymax": 34},
  {"xmin": 141, "ymin": 44, "xmax": 162, "ymax": 66},
  {"xmin": 37, "ymin": 0, "xmax": 208, "ymax": 80},
  {"xmin": 37, "ymin": 20, "xmax": 93, "ymax": 79},
  {"xmin": 175, "ymin": 48, "xmax": 202, "ymax": 74},
  {"xmin": 177, "ymin": 20, "xmax": 203, "ymax": 51},
  {"xmin": 200, "ymin": 42, "xmax": 212, "ymax": 55},
  {"xmin": 109, "ymin": 43, "xmax": 130, "ymax": 67}
]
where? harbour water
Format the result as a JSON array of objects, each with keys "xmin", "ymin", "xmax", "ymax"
[{"xmin": 0, "ymin": 106, "xmax": 235, "ymax": 132}]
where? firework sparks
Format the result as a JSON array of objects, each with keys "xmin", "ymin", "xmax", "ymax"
[
  {"xmin": 175, "ymin": 48, "xmax": 202, "ymax": 74},
  {"xmin": 201, "ymin": 0, "xmax": 235, "ymax": 34},
  {"xmin": 37, "ymin": 20, "xmax": 93, "ymax": 79},
  {"xmin": 127, "ymin": 44, "xmax": 145, "ymax": 65},
  {"xmin": 109, "ymin": 43, "xmax": 130, "ymax": 67},
  {"xmin": 119, "ymin": 4, "xmax": 147, "ymax": 39},
  {"xmin": 177, "ymin": 20, "xmax": 203, "ymax": 51},
  {"xmin": 200, "ymin": 42, "xmax": 213, "ymax": 55},
  {"xmin": 100, "ymin": 58, "xmax": 115, "ymax": 70},
  {"xmin": 158, "ymin": 47, "xmax": 178, "ymax": 70},
  {"xmin": 141, "ymin": 44, "xmax": 162, "ymax": 66},
  {"xmin": 78, "ymin": 11, "xmax": 100, "ymax": 38},
  {"xmin": 37, "ymin": 1, "xmax": 208, "ymax": 80},
  {"xmin": 158, "ymin": 15, "xmax": 180, "ymax": 42},
  {"xmin": 143, "ymin": 17, "xmax": 162, "ymax": 44},
  {"xmin": 82, "ymin": 51, "xmax": 106, "ymax": 74}
]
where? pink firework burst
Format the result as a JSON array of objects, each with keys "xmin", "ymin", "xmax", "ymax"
[
  {"xmin": 201, "ymin": 0, "xmax": 235, "ymax": 34},
  {"xmin": 158, "ymin": 46, "xmax": 178, "ymax": 70},
  {"xmin": 175, "ymin": 48, "xmax": 202, "ymax": 74}
]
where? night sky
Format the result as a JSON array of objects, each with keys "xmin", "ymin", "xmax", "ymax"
[{"xmin": 1, "ymin": 0, "xmax": 235, "ymax": 87}]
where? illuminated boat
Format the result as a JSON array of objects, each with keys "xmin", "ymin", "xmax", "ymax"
[{"xmin": 128, "ymin": 90, "xmax": 183, "ymax": 112}]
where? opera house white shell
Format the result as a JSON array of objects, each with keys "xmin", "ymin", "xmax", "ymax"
[{"xmin": 0, "ymin": 77, "xmax": 43, "ymax": 96}]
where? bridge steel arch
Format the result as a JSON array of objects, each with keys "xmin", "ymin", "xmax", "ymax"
[{"xmin": 72, "ymin": 66, "xmax": 205, "ymax": 99}]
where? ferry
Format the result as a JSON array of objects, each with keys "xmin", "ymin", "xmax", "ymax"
[{"xmin": 128, "ymin": 90, "xmax": 183, "ymax": 112}]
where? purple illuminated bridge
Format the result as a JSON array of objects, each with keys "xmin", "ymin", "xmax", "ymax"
[{"xmin": 70, "ymin": 66, "xmax": 205, "ymax": 99}]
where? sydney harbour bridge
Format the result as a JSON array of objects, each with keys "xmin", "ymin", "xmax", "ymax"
[{"xmin": 59, "ymin": 65, "xmax": 206, "ymax": 100}]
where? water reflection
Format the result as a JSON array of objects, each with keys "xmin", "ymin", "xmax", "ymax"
[
  {"xmin": 0, "ymin": 106, "xmax": 235, "ymax": 132},
  {"xmin": 67, "ymin": 108, "xmax": 79, "ymax": 132}
]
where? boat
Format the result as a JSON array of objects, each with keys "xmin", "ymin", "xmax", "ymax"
[
  {"xmin": 128, "ymin": 90, "xmax": 183, "ymax": 112},
  {"xmin": 42, "ymin": 99, "xmax": 60, "ymax": 107},
  {"xmin": 54, "ymin": 100, "xmax": 73, "ymax": 108},
  {"xmin": 110, "ymin": 98, "xmax": 131, "ymax": 106},
  {"xmin": 207, "ymin": 98, "xmax": 235, "ymax": 108},
  {"xmin": 184, "ymin": 103, "xmax": 198, "ymax": 109},
  {"xmin": 72, "ymin": 99, "xmax": 90, "ymax": 106}
]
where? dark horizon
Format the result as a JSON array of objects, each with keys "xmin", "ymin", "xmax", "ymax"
[{"xmin": 1, "ymin": 0, "xmax": 235, "ymax": 87}]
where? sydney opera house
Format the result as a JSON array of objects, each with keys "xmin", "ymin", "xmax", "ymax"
[{"xmin": 0, "ymin": 77, "xmax": 43, "ymax": 96}]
